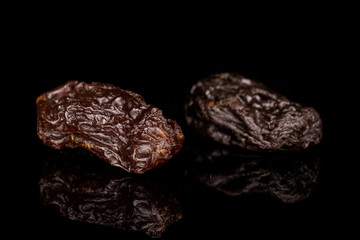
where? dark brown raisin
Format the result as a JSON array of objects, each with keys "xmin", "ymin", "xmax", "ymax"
[
  {"xmin": 185, "ymin": 73, "xmax": 322, "ymax": 151},
  {"xmin": 36, "ymin": 81, "xmax": 184, "ymax": 173}
]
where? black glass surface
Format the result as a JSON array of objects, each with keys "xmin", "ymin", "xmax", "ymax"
[{"xmin": 10, "ymin": 44, "xmax": 353, "ymax": 239}]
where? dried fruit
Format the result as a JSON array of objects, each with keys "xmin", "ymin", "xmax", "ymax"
[
  {"xmin": 185, "ymin": 73, "xmax": 322, "ymax": 151},
  {"xmin": 36, "ymin": 81, "xmax": 184, "ymax": 173}
]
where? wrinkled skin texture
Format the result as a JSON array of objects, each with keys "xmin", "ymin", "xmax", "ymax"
[
  {"xmin": 185, "ymin": 73, "xmax": 322, "ymax": 151},
  {"xmin": 39, "ymin": 154, "xmax": 182, "ymax": 238},
  {"xmin": 192, "ymin": 145, "xmax": 320, "ymax": 203},
  {"xmin": 37, "ymin": 81, "xmax": 184, "ymax": 173}
]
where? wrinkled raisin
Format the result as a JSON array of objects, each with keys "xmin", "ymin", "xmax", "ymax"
[
  {"xmin": 37, "ymin": 81, "xmax": 184, "ymax": 173},
  {"xmin": 185, "ymin": 73, "xmax": 322, "ymax": 151}
]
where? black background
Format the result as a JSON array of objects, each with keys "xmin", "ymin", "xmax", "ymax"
[{"xmin": 7, "ymin": 14, "xmax": 356, "ymax": 238}]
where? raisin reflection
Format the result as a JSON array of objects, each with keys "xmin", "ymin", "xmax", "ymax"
[
  {"xmin": 192, "ymin": 146, "xmax": 320, "ymax": 203},
  {"xmin": 39, "ymin": 152, "xmax": 182, "ymax": 238}
]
